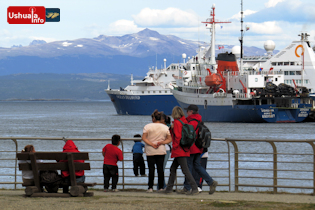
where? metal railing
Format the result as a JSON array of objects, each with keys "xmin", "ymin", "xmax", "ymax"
[{"xmin": 0, "ymin": 137, "xmax": 314, "ymax": 194}]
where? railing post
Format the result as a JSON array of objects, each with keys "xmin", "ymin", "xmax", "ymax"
[
  {"xmin": 268, "ymin": 141, "xmax": 277, "ymax": 194},
  {"xmin": 11, "ymin": 139, "xmax": 18, "ymax": 190},
  {"xmin": 230, "ymin": 140, "xmax": 238, "ymax": 192},
  {"xmin": 225, "ymin": 139, "xmax": 231, "ymax": 192},
  {"xmin": 120, "ymin": 141, "xmax": 125, "ymax": 190},
  {"xmin": 307, "ymin": 142, "xmax": 315, "ymax": 195}
]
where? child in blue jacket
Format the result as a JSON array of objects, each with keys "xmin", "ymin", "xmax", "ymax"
[{"xmin": 132, "ymin": 134, "xmax": 146, "ymax": 176}]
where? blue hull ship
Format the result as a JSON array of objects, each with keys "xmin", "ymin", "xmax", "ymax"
[
  {"xmin": 175, "ymin": 100, "xmax": 311, "ymax": 123},
  {"xmin": 106, "ymin": 93, "xmax": 179, "ymax": 115},
  {"xmin": 105, "ymin": 62, "xmax": 182, "ymax": 115}
]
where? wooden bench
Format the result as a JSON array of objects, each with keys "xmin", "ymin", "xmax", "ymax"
[{"xmin": 17, "ymin": 152, "xmax": 96, "ymax": 197}]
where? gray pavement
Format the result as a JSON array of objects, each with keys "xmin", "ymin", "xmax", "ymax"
[{"xmin": 1, "ymin": 189, "xmax": 315, "ymax": 204}]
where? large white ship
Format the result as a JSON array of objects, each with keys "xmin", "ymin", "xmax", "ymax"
[
  {"xmin": 241, "ymin": 32, "xmax": 315, "ymax": 100},
  {"xmin": 172, "ymin": 4, "xmax": 312, "ymax": 123}
]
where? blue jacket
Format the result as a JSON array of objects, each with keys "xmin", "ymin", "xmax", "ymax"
[{"xmin": 132, "ymin": 142, "xmax": 144, "ymax": 154}]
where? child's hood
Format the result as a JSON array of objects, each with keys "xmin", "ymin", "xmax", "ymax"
[{"xmin": 63, "ymin": 140, "xmax": 79, "ymax": 152}]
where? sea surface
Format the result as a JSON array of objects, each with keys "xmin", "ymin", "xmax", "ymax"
[
  {"xmin": 1, "ymin": 100, "xmax": 314, "ymax": 140},
  {"xmin": 0, "ymin": 101, "xmax": 314, "ymax": 193}
]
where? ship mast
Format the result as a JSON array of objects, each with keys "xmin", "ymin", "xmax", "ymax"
[
  {"xmin": 299, "ymin": 32, "xmax": 309, "ymax": 87},
  {"xmin": 202, "ymin": 4, "xmax": 231, "ymax": 71},
  {"xmin": 240, "ymin": 0, "xmax": 244, "ymax": 75}
]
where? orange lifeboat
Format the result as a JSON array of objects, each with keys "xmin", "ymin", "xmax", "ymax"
[{"xmin": 205, "ymin": 73, "xmax": 223, "ymax": 86}]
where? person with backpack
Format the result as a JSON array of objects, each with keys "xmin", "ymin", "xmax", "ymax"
[
  {"xmin": 178, "ymin": 104, "xmax": 218, "ymax": 195},
  {"xmin": 159, "ymin": 106, "xmax": 199, "ymax": 195}
]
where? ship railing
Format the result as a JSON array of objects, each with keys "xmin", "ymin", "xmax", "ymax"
[
  {"xmin": 235, "ymin": 93, "xmax": 247, "ymax": 98},
  {"xmin": 213, "ymin": 92, "xmax": 227, "ymax": 98},
  {"xmin": 1, "ymin": 137, "xmax": 315, "ymax": 195}
]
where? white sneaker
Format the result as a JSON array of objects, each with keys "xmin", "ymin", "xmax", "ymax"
[
  {"xmin": 198, "ymin": 187, "xmax": 202, "ymax": 192},
  {"xmin": 146, "ymin": 188, "xmax": 153, "ymax": 193}
]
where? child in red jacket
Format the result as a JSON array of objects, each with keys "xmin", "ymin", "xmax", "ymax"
[
  {"xmin": 60, "ymin": 140, "xmax": 85, "ymax": 193},
  {"xmin": 102, "ymin": 134, "xmax": 123, "ymax": 192}
]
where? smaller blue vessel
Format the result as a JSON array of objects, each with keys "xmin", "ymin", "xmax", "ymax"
[{"xmin": 105, "ymin": 62, "xmax": 181, "ymax": 115}]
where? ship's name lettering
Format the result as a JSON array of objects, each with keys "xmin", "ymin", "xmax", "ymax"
[
  {"xmin": 298, "ymin": 113, "xmax": 308, "ymax": 117},
  {"xmin": 262, "ymin": 114, "xmax": 275, "ymax": 118},
  {"xmin": 261, "ymin": 108, "xmax": 275, "ymax": 112},
  {"xmin": 300, "ymin": 108, "xmax": 309, "ymax": 112},
  {"xmin": 116, "ymin": 95, "xmax": 140, "ymax": 100},
  {"xmin": 298, "ymin": 110, "xmax": 309, "ymax": 118}
]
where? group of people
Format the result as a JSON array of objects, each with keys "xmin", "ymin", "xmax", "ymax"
[
  {"xmin": 20, "ymin": 140, "xmax": 85, "ymax": 193},
  {"xmin": 128, "ymin": 105, "xmax": 218, "ymax": 195},
  {"xmin": 20, "ymin": 104, "xmax": 217, "ymax": 195}
]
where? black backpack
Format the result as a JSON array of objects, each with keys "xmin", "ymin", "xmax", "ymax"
[
  {"xmin": 40, "ymin": 170, "xmax": 62, "ymax": 193},
  {"xmin": 178, "ymin": 119, "xmax": 196, "ymax": 149},
  {"xmin": 189, "ymin": 119, "xmax": 211, "ymax": 149}
]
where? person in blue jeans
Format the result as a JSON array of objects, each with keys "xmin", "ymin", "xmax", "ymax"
[
  {"xmin": 132, "ymin": 134, "xmax": 146, "ymax": 177},
  {"xmin": 178, "ymin": 104, "xmax": 218, "ymax": 195},
  {"xmin": 192, "ymin": 148, "xmax": 208, "ymax": 190}
]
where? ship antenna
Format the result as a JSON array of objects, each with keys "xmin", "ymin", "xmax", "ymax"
[
  {"xmin": 202, "ymin": 4, "xmax": 231, "ymax": 71},
  {"xmin": 131, "ymin": 74, "xmax": 133, "ymax": 86},
  {"xmin": 156, "ymin": 53, "xmax": 157, "ymax": 70},
  {"xmin": 239, "ymin": 0, "xmax": 244, "ymax": 75}
]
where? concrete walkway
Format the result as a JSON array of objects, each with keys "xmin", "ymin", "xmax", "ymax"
[{"xmin": 1, "ymin": 189, "xmax": 315, "ymax": 203}]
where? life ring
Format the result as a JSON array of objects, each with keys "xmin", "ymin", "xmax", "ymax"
[{"xmin": 295, "ymin": 45, "xmax": 304, "ymax": 58}]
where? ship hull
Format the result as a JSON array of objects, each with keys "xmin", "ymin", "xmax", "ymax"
[
  {"xmin": 106, "ymin": 91, "xmax": 179, "ymax": 115},
  {"xmin": 173, "ymin": 90, "xmax": 311, "ymax": 123}
]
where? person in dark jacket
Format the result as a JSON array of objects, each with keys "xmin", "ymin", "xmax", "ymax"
[
  {"xmin": 60, "ymin": 140, "xmax": 85, "ymax": 193},
  {"xmin": 132, "ymin": 134, "xmax": 146, "ymax": 177},
  {"xmin": 178, "ymin": 104, "xmax": 217, "ymax": 195},
  {"xmin": 158, "ymin": 106, "xmax": 199, "ymax": 195}
]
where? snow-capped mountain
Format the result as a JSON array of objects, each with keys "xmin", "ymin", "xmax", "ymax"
[{"xmin": 0, "ymin": 29, "xmax": 271, "ymax": 76}]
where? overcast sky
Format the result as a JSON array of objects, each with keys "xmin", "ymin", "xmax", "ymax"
[{"xmin": 1, "ymin": 0, "xmax": 315, "ymax": 51}]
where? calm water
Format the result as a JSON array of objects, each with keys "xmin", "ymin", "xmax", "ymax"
[
  {"xmin": 1, "ymin": 100, "xmax": 314, "ymax": 140},
  {"xmin": 0, "ymin": 101, "xmax": 314, "ymax": 192}
]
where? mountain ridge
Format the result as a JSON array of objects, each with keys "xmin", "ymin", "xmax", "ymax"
[{"xmin": 0, "ymin": 28, "xmax": 275, "ymax": 76}]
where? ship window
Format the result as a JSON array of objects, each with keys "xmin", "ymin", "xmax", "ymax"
[
  {"xmin": 271, "ymin": 62, "xmax": 277, "ymax": 66},
  {"xmin": 142, "ymin": 91, "xmax": 144, "ymax": 94},
  {"xmin": 306, "ymin": 80, "xmax": 309, "ymax": 84},
  {"xmin": 284, "ymin": 62, "xmax": 289, "ymax": 65},
  {"xmin": 278, "ymin": 62, "xmax": 283, "ymax": 66},
  {"xmin": 296, "ymin": 71, "xmax": 301, "ymax": 75},
  {"xmin": 275, "ymin": 78, "xmax": 278, "ymax": 82},
  {"xmin": 193, "ymin": 67, "xmax": 195, "ymax": 70},
  {"xmin": 290, "ymin": 62, "xmax": 295, "ymax": 65},
  {"xmin": 148, "ymin": 91, "xmax": 150, "ymax": 93},
  {"xmin": 159, "ymin": 91, "xmax": 161, "ymax": 93},
  {"xmin": 284, "ymin": 71, "xmax": 289, "ymax": 75},
  {"xmin": 165, "ymin": 91, "xmax": 167, "ymax": 93},
  {"xmin": 153, "ymin": 91, "xmax": 155, "ymax": 93},
  {"xmin": 255, "ymin": 78, "xmax": 258, "ymax": 82},
  {"xmin": 290, "ymin": 71, "xmax": 295, "ymax": 75}
]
